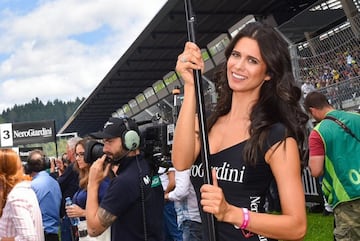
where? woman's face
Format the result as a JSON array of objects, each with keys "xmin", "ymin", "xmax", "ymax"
[
  {"xmin": 75, "ymin": 145, "xmax": 88, "ymax": 169},
  {"xmin": 227, "ymin": 37, "xmax": 270, "ymax": 95}
]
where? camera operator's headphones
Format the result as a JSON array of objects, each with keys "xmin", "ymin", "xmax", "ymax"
[
  {"xmin": 121, "ymin": 118, "xmax": 140, "ymax": 151},
  {"xmin": 25, "ymin": 149, "xmax": 50, "ymax": 174}
]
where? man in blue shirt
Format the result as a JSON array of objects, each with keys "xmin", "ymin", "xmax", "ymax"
[{"xmin": 27, "ymin": 149, "xmax": 62, "ymax": 241}]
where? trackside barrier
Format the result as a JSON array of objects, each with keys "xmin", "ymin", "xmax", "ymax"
[{"xmin": 302, "ymin": 166, "xmax": 324, "ymax": 204}]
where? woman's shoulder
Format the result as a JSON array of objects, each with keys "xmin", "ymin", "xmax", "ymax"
[
  {"xmin": 269, "ymin": 122, "xmax": 286, "ymax": 134},
  {"xmin": 13, "ymin": 180, "xmax": 31, "ymax": 189},
  {"xmin": 262, "ymin": 123, "xmax": 287, "ymax": 152},
  {"xmin": 8, "ymin": 181, "xmax": 37, "ymax": 201}
]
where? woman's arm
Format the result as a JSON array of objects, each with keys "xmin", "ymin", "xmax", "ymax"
[
  {"xmin": 172, "ymin": 42, "xmax": 204, "ymax": 170},
  {"xmin": 251, "ymin": 137, "xmax": 306, "ymax": 240}
]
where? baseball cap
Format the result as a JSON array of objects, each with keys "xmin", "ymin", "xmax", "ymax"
[{"xmin": 90, "ymin": 117, "xmax": 127, "ymax": 139}]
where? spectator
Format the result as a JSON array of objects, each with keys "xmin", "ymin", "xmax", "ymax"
[
  {"xmin": 86, "ymin": 117, "xmax": 164, "ymax": 241},
  {"xmin": 321, "ymin": 69, "xmax": 332, "ymax": 87},
  {"xmin": 55, "ymin": 153, "xmax": 69, "ymax": 177},
  {"xmin": 27, "ymin": 149, "xmax": 62, "ymax": 241},
  {"xmin": 66, "ymin": 139, "xmax": 111, "ymax": 241},
  {"xmin": 58, "ymin": 136, "xmax": 82, "ymax": 241},
  {"xmin": 304, "ymin": 91, "xmax": 360, "ymax": 241},
  {"xmin": 49, "ymin": 157, "xmax": 59, "ymax": 179},
  {"xmin": 173, "ymin": 21, "xmax": 308, "ymax": 240},
  {"xmin": 332, "ymin": 69, "xmax": 340, "ymax": 83},
  {"xmin": 0, "ymin": 148, "xmax": 44, "ymax": 241},
  {"xmin": 301, "ymin": 78, "xmax": 316, "ymax": 99},
  {"xmin": 165, "ymin": 169, "xmax": 202, "ymax": 241}
]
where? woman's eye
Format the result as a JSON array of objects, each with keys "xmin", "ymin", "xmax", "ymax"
[
  {"xmin": 231, "ymin": 51, "xmax": 240, "ymax": 57},
  {"xmin": 248, "ymin": 58, "xmax": 258, "ymax": 64}
]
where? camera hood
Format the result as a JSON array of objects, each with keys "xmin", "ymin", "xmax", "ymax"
[{"xmin": 84, "ymin": 140, "xmax": 105, "ymax": 164}]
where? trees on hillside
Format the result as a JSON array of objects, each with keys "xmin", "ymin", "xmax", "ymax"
[{"xmin": 0, "ymin": 97, "xmax": 85, "ymax": 131}]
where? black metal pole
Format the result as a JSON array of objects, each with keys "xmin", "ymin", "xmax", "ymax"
[
  {"xmin": 53, "ymin": 120, "xmax": 59, "ymax": 158},
  {"xmin": 183, "ymin": 0, "xmax": 217, "ymax": 240}
]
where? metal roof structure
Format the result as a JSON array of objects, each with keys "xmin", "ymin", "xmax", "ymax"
[{"xmin": 59, "ymin": 0, "xmax": 346, "ymax": 136}]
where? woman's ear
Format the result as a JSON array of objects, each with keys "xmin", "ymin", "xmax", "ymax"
[{"xmin": 264, "ymin": 71, "xmax": 273, "ymax": 81}]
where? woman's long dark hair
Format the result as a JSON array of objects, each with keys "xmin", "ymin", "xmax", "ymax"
[{"xmin": 207, "ymin": 22, "xmax": 309, "ymax": 165}]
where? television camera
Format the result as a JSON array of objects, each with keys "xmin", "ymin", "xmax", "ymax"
[
  {"xmin": 141, "ymin": 122, "xmax": 174, "ymax": 173},
  {"xmin": 84, "ymin": 120, "xmax": 175, "ymax": 174}
]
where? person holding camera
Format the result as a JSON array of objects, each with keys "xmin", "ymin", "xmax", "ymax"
[
  {"xmin": 65, "ymin": 138, "xmax": 111, "ymax": 241},
  {"xmin": 27, "ymin": 149, "xmax": 62, "ymax": 241},
  {"xmin": 86, "ymin": 117, "xmax": 164, "ymax": 241}
]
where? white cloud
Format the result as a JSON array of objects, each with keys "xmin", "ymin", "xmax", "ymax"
[{"xmin": 0, "ymin": 0, "xmax": 167, "ymax": 112}]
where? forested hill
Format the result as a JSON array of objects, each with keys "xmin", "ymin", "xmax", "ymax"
[{"xmin": 0, "ymin": 97, "xmax": 85, "ymax": 132}]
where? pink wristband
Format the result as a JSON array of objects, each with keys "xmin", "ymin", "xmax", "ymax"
[
  {"xmin": 240, "ymin": 208, "xmax": 250, "ymax": 229},
  {"xmin": 233, "ymin": 207, "xmax": 250, "ymax": 230}
]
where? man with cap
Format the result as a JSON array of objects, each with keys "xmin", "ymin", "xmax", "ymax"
[
  {"xmin": 304, "ymin": 91, "xmax": 360, "ymax": 240},
  {"xmin": 86, "ymin": 117, "xmax": 164, "ymax": 241}
]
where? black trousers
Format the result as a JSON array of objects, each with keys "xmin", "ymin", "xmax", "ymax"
[{"xmin": 44, "ymin": 232, "xmax": 59, "ymax": 241}]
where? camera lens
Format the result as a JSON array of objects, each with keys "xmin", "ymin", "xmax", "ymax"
[{"xmin": 84, "ymin": 140, "xmax": 105, "ymax": 164}]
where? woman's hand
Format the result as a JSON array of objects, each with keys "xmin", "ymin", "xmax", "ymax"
[
  {"xmin": 200, "ymin": 169, "xmax": 231, "ymax": 222},
  {"xmin": 65, "ymin": 204, "xmax": 85, "ymax": 218},
  {"xmin": 175, "ymin": 42, "xmax": 204, "ymax": 86}
]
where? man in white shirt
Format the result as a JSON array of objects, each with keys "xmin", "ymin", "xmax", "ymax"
[
  {"xmin": 301, "ymin": 78, "xmax": 316, "ymax": 99},
  {"xmin": 165, "ymin": 169, "xmax": 202, "ymax": 241},
  {"xmin": 159, "ymin": 167, "xmax": 183, "ymax": 241}
]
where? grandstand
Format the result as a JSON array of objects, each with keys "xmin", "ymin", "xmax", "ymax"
[
  {"xmin": 59, "ymin": 0, "xmax": 360, "ymax": 136},
  {"xmin": 292, "ymin": 1, "xmax": 360, "ymax": 111},
  {"xmin": 58, "ymin": 0, "xmax": 360, "ymax": 206}
]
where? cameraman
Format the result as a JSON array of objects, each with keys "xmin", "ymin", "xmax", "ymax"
[{"xmin": 86, "ymin": 117, "xmax": 164, "ymax": 241}]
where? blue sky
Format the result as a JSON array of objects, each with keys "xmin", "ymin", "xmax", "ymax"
[{"xmin": 0, "ymin": 0, "xmax": 167, "ymax": 113}]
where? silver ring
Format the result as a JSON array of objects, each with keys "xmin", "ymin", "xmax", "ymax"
[{"xmin": 180, "ymin": 56, "xmax": 187, "ymax": 63}]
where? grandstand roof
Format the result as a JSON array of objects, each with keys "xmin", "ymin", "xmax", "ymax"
[{"xmin": 59, "ymin": 0, "xmax": 346, "ymax": 136}]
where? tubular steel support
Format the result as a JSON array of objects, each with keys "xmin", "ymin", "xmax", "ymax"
[{"xmin": 183, "ymin": 0, "xmax": 217, "ymax": 240}]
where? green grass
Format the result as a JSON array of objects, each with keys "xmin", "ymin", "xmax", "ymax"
[
  {"xmin": 278, "ymin": 210, "xmax": 334, "ymax": 241},
  {"xmin": 304, "ymin": 212, "xmax": 334, "ymax": 241}
]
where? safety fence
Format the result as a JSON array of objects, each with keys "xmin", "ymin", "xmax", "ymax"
[
  {"xmin": 302, "ymin": 167, "xmax": 324, "ymax": 204},
  {"xmin": 291, "ymin": 12, "xmax": 360, "ymax": 111},
  {"xmin": 290, "ymin": 11, "xmax": 360, "ymax": 204}
]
